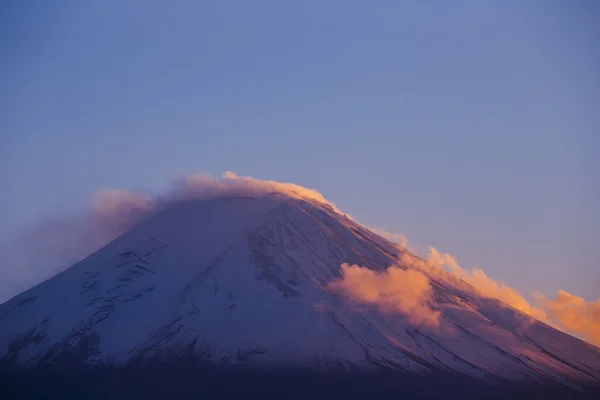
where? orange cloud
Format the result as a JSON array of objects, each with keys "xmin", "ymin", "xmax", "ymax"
[
  {"xmin": 416, "ymin": 245, "xmax": 600, "ymax": 346},
  {"xmin": 166, "ymin": 171, "xmax": 341, "ymax": 213},
  {"xmin": 329, "ymin": 263, "xmax": 440, "ymax": 327},
  {"xmin": 367, "ymin": 227, "xmax": 413, "ymax": 251},
  {"xmin": 91, "ymin": 189, "xmax": 154, "ymax": 238},
  {"xmin": 534, "ymin": 290, "xmax": 600, "ymax": 346},
  {"xmin": 424, "ymin": 246, "xmax": 547, "ymax": 321}
]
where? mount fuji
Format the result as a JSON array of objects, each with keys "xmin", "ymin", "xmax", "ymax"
[{"xmin": 1, "ymin": 192, "xmax": 599, "ymax": 399}]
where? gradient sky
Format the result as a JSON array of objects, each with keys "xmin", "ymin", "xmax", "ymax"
[{"xmin": 1, "ymin": 1, "xmax": 598, "ymax": 301}]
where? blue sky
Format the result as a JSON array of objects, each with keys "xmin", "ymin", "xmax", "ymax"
[{"xmin": 1, "ymin": 0, "xmax": 598, "ymax": 300}]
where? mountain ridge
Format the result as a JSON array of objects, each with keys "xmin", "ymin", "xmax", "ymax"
[{"xmin": 1, "ymin": 193, "xmax": 599, "ymax": 398}]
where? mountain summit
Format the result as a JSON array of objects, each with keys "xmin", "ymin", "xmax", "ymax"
[{"xmin": 1, "ymin": 193, "xmax": 599, "ymax": 398}]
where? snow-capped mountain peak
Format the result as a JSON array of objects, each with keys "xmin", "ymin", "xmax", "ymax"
[{"xmin": 1, "ymin": 194, "xmax": 599, "ymax": 394}]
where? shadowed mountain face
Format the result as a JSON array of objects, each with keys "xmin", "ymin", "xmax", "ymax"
[{"xmin": 1, "ymin": 194, "xmax": 599, "ymax": 399}]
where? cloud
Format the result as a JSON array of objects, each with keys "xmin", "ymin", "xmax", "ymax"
[
  {"xmin": 2, "ymin": 171, "xmax": 598, "ymax": 347},
  {"xmin": 534, "ymin": 290, "xmax": 600, "ymax": 346},
  {"xmin": 368, "ymin": 227, "xmax": 413, "ymax": 251},
  {"xmin": 377, "ymin": 241, "xmax": 600, "ymax": 345},
  {"xmin": 90, "ymin": 189, "xmax": 154, "ymax": 239},
  {"xmin": 418, "ymin": 245, "xmax": 600, "ymax": 346},
  {"xmin": 0, "ymin": 189, "xmax": 156, "ymax": 302},
  {"xmin": 161, "ymin": 171, "xmax": 340, "ymax": 212},
  {"xmin": 0, "ymin": 172, "xmax": 337, "ymax": 303},
  {"xmin": 331, "ymin": 227, "xmax": 600, "ymax": 344},
  {"xmin": 424, "ymin": 246, "xmax": 547, "ymax": 321},
  {"xmin": 329, "ymin": 263, "xmax": 441, "ymax": 327}
]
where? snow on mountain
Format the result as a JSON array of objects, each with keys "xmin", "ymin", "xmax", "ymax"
[{"xmin": 1, "ymin": 193, "xmax": 599, "ymax": 392}]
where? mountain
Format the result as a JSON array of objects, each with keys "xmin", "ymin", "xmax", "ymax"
[{"xmin": 1, "ymin": 193, "xmax": 599, "ymax": 399}]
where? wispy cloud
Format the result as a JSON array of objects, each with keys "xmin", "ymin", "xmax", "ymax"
[
  {"xmin": 534, "ymin": 290, "xmax": 600, "ymax": 346},
  {"xmin": 424, "ymin": 246, "xmax": 547, "ymax": 321},
  {"xmin": 163, "ymin": 171, "xmax": 340, "ymax": 212},
  {"xmin": 367, "ymin": 227, "xmax": 414, "ymax": 252},
  {"xmin": 329, "ymin": 263, "xmax": 440, "ymax": 327},
  {"xmin": 0, "ymin": 172, "xmax": 336, "ymax": 303},
  {"xmin": 382, "ymin": 232, "xmax": 600, "ymax": 346}
]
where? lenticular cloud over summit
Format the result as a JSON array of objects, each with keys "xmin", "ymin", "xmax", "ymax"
[{"xmin": 170, "ymin": 172, "xmax": 340, "ymax": 211}]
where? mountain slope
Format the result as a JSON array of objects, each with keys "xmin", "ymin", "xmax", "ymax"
[{"xmin": 1, "ymin": 194, "xmax": 599, "ymax": 395}]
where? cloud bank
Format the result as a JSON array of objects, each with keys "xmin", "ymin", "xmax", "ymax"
[
  {"xmin": 162, "ymin": 172, "xmax": 340, "ymax": 212},
  {"xmin": 329, "ymin": 263, "xmax": 440, "ymax": 327},
  {"xmin": 379, "ymin": 234, "xmax": 600, "ymax": 346},
  {"xmin": 423, "ymin": 245, "xmax": 600, "ymax": 345}
]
